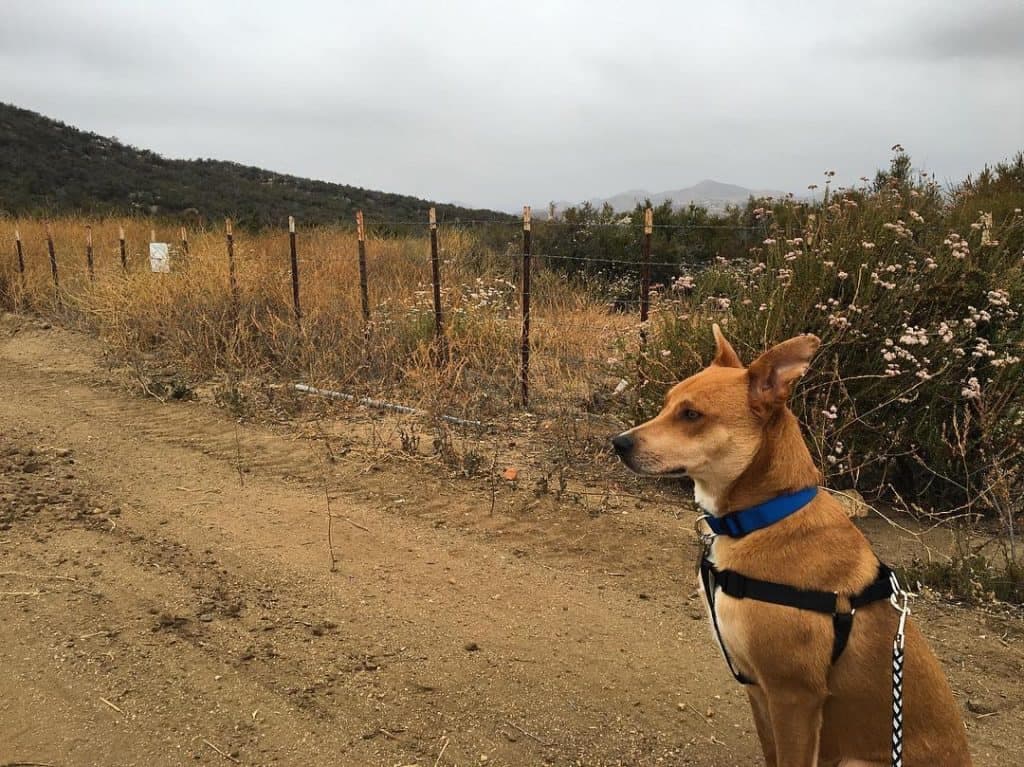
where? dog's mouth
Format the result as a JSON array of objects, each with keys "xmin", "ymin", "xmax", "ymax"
[
  {"xmin": 621, "ymin": 460, "xmax": 688, "ymax": 479},
  {"xmin": 637, "ymin": 469, "xmax": 689, "ymax": 479}
]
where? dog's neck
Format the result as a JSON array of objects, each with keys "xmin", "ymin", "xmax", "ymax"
[{"xmin": 696, "ymin": 408, "xmax": 821, "ymax": 517}]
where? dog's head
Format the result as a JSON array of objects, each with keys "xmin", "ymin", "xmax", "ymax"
[{"xmin": 612, "ymin": 324, "xmax": 820, "ymax": 503}]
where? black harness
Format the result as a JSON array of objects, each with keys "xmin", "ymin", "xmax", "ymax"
[
  {"xmin": 696, "ymin": 486, "xmax": 896, "ymax": 686},
  {"xmin": 699, "ymin": 554, "xmax": 895, "ymax": 685}
]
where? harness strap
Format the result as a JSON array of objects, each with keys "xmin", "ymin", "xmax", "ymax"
[
  {"xmin": 699, "ymin": 555, "xmax": 754, "ymax": 684},
  {"xmin": 699, "ymin": 556, "xmax": 895, "ymax": 685}
]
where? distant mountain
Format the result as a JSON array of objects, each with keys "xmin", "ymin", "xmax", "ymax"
[
  {"xmin": 0, "ymin": 102, "xmax": 513, "ymax": 227},
  {"xmin": 538, "ymin": 179, "xmax": 790, "ymax": 217}
]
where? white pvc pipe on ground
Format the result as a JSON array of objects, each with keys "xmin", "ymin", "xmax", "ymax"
[{"xmin": 293, "ymin": 384, "xmax": 486, "ymax": 429}]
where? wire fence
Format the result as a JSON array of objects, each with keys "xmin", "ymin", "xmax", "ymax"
[{"xmin": 3, "ymin": 206, "xmax": 748, "ymax": 415}]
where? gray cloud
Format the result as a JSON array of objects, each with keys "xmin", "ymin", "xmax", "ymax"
[
  {"xmin": 2, "ymin": 0, "xmax": 1022, "ymax": 210},
  {"xmin": 885, "ymin": 3, "xmax": 1024, "ymax": 61}
]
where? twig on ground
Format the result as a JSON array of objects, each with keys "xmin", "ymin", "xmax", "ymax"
[
  {"xmin": 232, "ymin": 420, "xmax": 245, "ymax": 487},
  {"xmin": 682, "ymin": 701, "xmax": 713, "ymax": 727},
  {"xmin": 488, "ymin": 440, "xmax": 499, "ymax": 516},
  {"xmin": 503, "ymin": 719, "xmax": 552, "ymax": 747},
  {"xmin": 0, "ymin": 571, "xmax": 76, "ymax": 582},
  {"xmin": 309, "ymin": 435, "xmax": 339, "ymax": 572},
  {"xmin": 433, "ymin": 736, "xmax": 449, "ymax": 767},
  {"xmin": 1, "ymin": 590, "xmax": 42, "ymax": 596},
  {"xmin": 99, "ymin": 697, "xmax": 123, "ymax": 714},
  {"xmin": 79, "ymin": 625, "xmax": 127, "ymax": 640},
  {"xmin": 202, "ymin": 739, "xmax": 240, "ymax": 764},
  {"xmin": 338, "ymin": 515, "xmax": 371, "ymax": 533}
]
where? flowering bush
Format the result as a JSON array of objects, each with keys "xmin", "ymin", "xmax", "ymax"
[{"xmin": 637, "ymin": 151, "xmax": 1024, "ymax": 523}]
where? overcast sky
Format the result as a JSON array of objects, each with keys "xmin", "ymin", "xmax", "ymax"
[{"xmin": 2, "ymin": 1, "xmax": 1023, "ymax": 211}]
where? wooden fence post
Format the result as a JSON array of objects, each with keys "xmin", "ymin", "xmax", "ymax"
[
  {"xmin": 85, "ymin": 225, "xmax": 95, "ymax": 282},
  {"xmin": 45, "ymin": 222, "xmax": 59, "ymax": 302},
  {"xmin": 288, "ymin": 215, "xmax": 301, "ymax": 327},
  {"xmin": 119, "ymin": 225, "xmax": 127, "ymax": 272},
  {"xmin": 225, "ymin": 218, "xmax": 239, "ymax": 307},
  {"xmin": 429, "ymin": 207, "xmax": 446, "ymax": 363},
  {"xmin": 519, "ymin": 205, "xmax": 532, "ymax": 408},
  {"xmin": 180, "ymin": 226, "xmax": 189, "ymax": 256},
  {"xmin": 356, "ymin": 211, "xmax": 370, "ymax": 323}
]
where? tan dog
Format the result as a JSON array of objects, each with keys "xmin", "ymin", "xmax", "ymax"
[{"xmin": 613, "ymin": 325, "xmax": 971, "ymax": 766}]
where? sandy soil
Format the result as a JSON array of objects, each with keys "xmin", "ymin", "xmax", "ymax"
[{"xmin": 1, "ymin": 315, "xmax": 1021, "ymax": 766}]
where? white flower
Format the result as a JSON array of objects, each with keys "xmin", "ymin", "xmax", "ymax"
[
  {"xmin": 961, "ymin": 377, "xmax": 982, "ymax": 400},
  {"xmin": 987, "ymin": 289, "xmax": 1010, "ymax": 307}
]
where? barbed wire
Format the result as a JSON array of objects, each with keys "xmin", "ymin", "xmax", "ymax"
[
  {"xmin": 363, "ymin": 218, "xmax": 763, "ymax": 231},
  {"xmin": 491, "ymin": 252, "xmax": 696, "ymax": 268}
]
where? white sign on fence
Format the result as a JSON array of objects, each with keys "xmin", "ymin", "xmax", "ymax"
[{"xmin": 149, "ymin": 242, "xmax": 170, "ymax": 273}]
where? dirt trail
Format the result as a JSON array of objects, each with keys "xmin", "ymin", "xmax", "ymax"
[{"xmin": 1, "ymin": 318, "xmax": 1021, "ymax": 766}]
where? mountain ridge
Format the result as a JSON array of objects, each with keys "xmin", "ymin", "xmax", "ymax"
[{"xmin": 537, "ymin": 179, "xmax": 791, "ymax": 217}]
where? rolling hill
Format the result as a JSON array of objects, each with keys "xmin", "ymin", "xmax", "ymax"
[{"xmin": 0, "ymin": 103, "xmax": 512, "ymax": 228}]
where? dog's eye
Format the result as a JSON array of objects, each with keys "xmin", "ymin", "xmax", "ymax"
[{"xmin": 680, "ymin": 408, "xmax": 702, "ymax": 421}]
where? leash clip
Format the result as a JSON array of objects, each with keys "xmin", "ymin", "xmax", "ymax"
[
  {"xmin": 695, "ymin": 514, "xmax": 717, "ymax": 550},
  {"xmin": 889, "ymin": 572, "xmax": 910, "ymax": 650}
]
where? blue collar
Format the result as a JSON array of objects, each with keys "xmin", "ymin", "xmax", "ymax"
[{"xmin": 702, "ymin": 486, "xmax": 818, "ymax": 538}]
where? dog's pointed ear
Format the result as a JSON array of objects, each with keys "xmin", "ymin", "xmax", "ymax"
[
  {"xmin": 712, "ymin": 323, "xmax": 744, "ymax": 368},
  {"xmin": 747, "ymin": 334, "xmax": 821, "ymax": 414}
]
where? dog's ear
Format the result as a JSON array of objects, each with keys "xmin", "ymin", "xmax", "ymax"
[
  {"xmin": 747, "ymin": 334, "xmax": 821, "ymax": 414},
  {"xmin": 711, "ymin": 323, "xmax": 744, "ymax": 368}
]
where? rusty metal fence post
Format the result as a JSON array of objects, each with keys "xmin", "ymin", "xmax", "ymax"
[
  {"xmin": 519, "ymin": 205, "xmax": 532, "ymax": 408},
  {"xmin": 356, "ymin": 211, "xmax": 370, "ymax": 324},
  {"xmin": 85, "ymin": 225, "xmax": 95, "ymax": 282},
  {"xmin": 119, "ymin": 226, "xmax": 127, "ymax": 272},
  {"xmin": 288, "ymin": 216, "xmax": 301, "ymax": 328},
  {"xmin": 13, "ymin": 227, "xmax": 26, "ymax": 309},
  {"xmin": 428, "ymin": 207, "xmax": 446, "ymax": 363},
  {"xmin": 225, "ymin": 218, "xmax": 239, "ymax": 308},
  {"xmin": 15, "ymin": 226, "xmax": 25, "ymax": 281},
  {"xmin": 45, "ymin": 222, "xmax": 59, "ymax": 303}
]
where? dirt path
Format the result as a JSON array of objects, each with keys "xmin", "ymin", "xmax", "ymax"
[{"xmin": 1, "ymin": 318, "xmax": 1022, "ymax": 766}]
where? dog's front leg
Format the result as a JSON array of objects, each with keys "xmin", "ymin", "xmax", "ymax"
[
  {"xmin": 746, "ymin": 686, "xmax": 777, "ymax": 766},
  {"xmin": 766, "ymin": 688, "xmax": 825, "ymax": 767}
]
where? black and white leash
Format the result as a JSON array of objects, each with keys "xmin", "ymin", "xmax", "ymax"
[{"xmin": 889, "ymin": 572, "xmax": 910, "ymax": 767}]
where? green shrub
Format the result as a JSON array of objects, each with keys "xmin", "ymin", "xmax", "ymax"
[{"xmin": 632, "ymin": 151, "xmax": 1024, "ymax": 523}]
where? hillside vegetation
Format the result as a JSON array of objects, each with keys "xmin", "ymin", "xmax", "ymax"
[{"xmin": 0, "ymin": 102, "xmax": 511, "ymax": 228}]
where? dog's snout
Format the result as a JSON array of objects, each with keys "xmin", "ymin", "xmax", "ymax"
[{"xmin": 611, "ymin": 433, "xmax": 634, "ymax": 456}]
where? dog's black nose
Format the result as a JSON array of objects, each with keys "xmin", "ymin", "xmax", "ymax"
[{"xmin": 611, "ymin": 433, "xmax": 634, "ymax": 455}]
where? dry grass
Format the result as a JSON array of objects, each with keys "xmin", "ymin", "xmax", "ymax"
[{"xmin": 3, "ymin": 217, "xmax": 636, "ymax": 418}]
